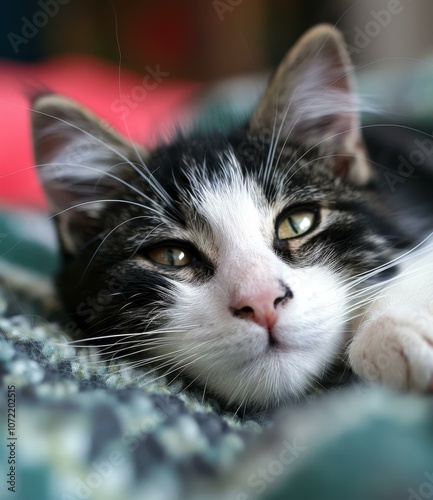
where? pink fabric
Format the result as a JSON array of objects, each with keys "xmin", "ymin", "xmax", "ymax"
[{"xmin": 0, "ymin": 55, "xmax": 201, "ymax": 210}]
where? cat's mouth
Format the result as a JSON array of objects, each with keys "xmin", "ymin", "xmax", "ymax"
[
  {"xmin": 267, "ymin": 329, "xmax": 279, "ymax": 348},
  {"xmin": 265, "ymin": 326, "xmax": 313, "ymax": 353}
]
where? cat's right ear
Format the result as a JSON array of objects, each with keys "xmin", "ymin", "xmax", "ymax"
[
  {"xmin": 31, "ymin": 94, "xmax": 146, "ymax": 253},
  {"xmin": 250, "ymin": 24, "xmax": 372, "ymax": 185}
]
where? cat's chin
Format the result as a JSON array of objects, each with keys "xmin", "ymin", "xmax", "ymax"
[
  {"xmin": 169, "ymin": 340, "xmax": 339, "ymax": 410},
  {"xmin": 207, "ymin": 357, "xmax": 320, "ymax": 409}
]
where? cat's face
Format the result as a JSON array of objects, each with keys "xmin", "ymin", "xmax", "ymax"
[{"xmin": 32, "ymin": 25, "xmax": 396, "ymax": 409}]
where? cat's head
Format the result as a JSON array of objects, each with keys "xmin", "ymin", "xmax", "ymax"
[{"xmin": 32, "ymin": 25, "xmax": 396, "ymax": 409}]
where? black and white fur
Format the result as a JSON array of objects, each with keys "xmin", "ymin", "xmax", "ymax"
[{"xmin": 31, "ymin": 25, "xmax": 433, "ymax": 409}]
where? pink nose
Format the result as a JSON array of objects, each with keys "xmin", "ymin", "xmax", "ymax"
[{"xmin": 230, "ymin": 284, "xmax": 292, "ymax": 329}]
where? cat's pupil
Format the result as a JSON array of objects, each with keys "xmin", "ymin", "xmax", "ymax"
[
  {"xmin": 289, "ymin": 217, "xmax": 300, "ymax": 234},
  {"xmin": 147, "ymin": 246, "xmax": 193, "ymax": 267}
]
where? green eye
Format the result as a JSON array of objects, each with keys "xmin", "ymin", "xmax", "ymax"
[
  {"xmin": 147, "ymin": 246, "xmax": 193, "ymax": 267},
  {"xmin": 277, "ymin": 209, "xmax": 317, "ymax": 240}
]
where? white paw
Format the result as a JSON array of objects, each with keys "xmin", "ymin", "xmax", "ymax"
[{"xmin": 348, "ymin": 305, "xmax": 433, "ymax": 391}]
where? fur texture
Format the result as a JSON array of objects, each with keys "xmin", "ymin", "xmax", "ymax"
[{"xmin": 31, "ymin": 25, "xmax": 433, "ymax": 410}]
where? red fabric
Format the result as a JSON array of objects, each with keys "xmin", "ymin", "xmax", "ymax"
[{"xmin": 0, "ymin": 55, "xmax": 201, "ymax": 210}]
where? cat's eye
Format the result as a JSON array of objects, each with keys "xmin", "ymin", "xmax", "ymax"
[
  {"xmin": 277, "ymin": 209, "xmax": 318, "ymax": 240},
  {"xmin": 146, "ymin": 246, "xmax": 194, "ymax": 267}
]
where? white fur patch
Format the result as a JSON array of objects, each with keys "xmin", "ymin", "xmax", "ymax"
[
  {"xmin": 349, "ymin": 241, "xmax": 433, "ymax": 391},
  {"xmin": 155, "ymin": 154, "xmax": 348, "ymax": 408}
]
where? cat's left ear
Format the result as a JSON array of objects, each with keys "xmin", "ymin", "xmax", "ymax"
[
  {"xmin": 31, "ymin": 94, "xmax": 146, "ymax": 254},
  {"xmin": 250, "ymin": 24, "xmax": 371, "ymax": 184}
]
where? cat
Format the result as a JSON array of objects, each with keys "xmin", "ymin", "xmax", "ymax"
[{"xmin": 31, "ymin": 24, "xmax": 433, "ymax": 410}]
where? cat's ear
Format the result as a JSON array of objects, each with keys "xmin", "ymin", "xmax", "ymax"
[
  {"xmin": 31, "ymin": 94, "xmax": 145, "ymax": 253},
  {"xmin": 250, "ymin": 24, "xmax": 371, "ymax": 184}
]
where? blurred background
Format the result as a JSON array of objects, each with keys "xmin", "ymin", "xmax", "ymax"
[
  {"xmin": 2, "ymin": 0, "xmax": 433, "ymax": 211},
  {"xmin": 1, "ymin": 0, "xmax": 433, "ymax": 80}
]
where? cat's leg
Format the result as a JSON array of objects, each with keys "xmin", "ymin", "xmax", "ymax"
[{"xmin": 348, "ymin": 245, "xmax": 433, "ymax": 391}]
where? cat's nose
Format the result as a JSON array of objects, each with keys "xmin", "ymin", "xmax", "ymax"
[{"xmin": 230, "ymin": 284, "xmax": 293, "ymax": 329}]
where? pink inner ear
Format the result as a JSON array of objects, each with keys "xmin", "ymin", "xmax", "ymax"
[
  {"xmin": 0, "ymin": 55, "xmax": 201, "ymax": 211},
  {"xmin": 34, "ymin": 130, "xmax": 71, "ymax": 166},
  {"xmin": 250, "ymin": 28, "xmax": 361, "ymax": 155}
]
